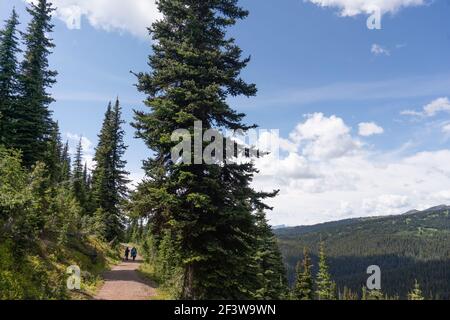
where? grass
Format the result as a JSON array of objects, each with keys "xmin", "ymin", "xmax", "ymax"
[
  {"xmin": 66, "ymin": 237, "xmax": 122, "ymax": 300},
  {"xmin": 0, "ymin": 235, "xmax": 121, "ymax": 300},
  {"xmin": 137, "ymin": 261, "xmax": 174, "ymax": 300}
]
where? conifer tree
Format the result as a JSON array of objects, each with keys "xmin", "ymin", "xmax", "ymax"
[
  {"xmin": 45, "ymin": 122, "xmax": 63, "ymax": 185},
  {"xmin": 92, "ymin": 103, "xmax": 112, "ymax": 207},
  {"xmin": 83, "ymin": 161, "xmax": 95, "ymax": 214},
  {"xmin": 91, "ymin": 99, "xmax": 129, "ymax": 241},
  {"xmin": 83, "ymin": 162, "xmax": 89, "ymax": 188},
  {"xmin": 60, "ymin": 141, "xmax": 71, "ymax": 182},
  {"xmin": 132, "ymin": 0, "xmax": 277, "ymax": 299},
  {"xmin": 293, "ymin": 247, "xmax": 314, "ymax": 300},
  {"xmin": 254, "ymin": 211, "xmax": 288, "ymax": 299},
  {"xmin": 408, "ymin": 280, "xmax": 425, "ymax": 300},
  {"xmin": 16, "ymin": 0, "xmax": 57, "ymax": 167},
  {"xmin": 0, "ymin": 9, "xmax": 21, "ymax": 146},
  {"xmin": 315, "ymin": 242, "xmax": 336, "ymax": 300},
  {"xmin": 72, "ymin": 138, "xmax": 87, "ymax": 212},
  {"xmin": 110, "ymin": 99, "xmax": 129, "ymax": 201}
]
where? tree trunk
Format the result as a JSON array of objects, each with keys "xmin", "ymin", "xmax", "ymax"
[{"xmin": 182, "ymin": 264, "xmax": 196, "ymax": 299}]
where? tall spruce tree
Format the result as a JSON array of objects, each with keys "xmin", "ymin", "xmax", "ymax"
[
  {"xmin": 110, "ymin": 99, "xmax": 129, "ymax": 202},
  {"xmin": 45, "ymin": 121, "xmax": 63, "ymax": 185},
  {"xmin": 293, "ymin": 247, "xmax": 314, "ymax": 300},
  {"xmin": 16, "ymin": 0, "xmax": 57, "ymax": 167},
  {"xmin": 0, "ymin": 9, "xmax": 21, "ymax": 146},
  {"xmin": 132, "ymin": 0, "xmax": 277, "ymax": 299},
  {"xmin": 315, "ymin": 242, "xmax": 336, "ymax": 300},
  {"xmin": 92, "ymin": 103, "xmax": 112, "ymax": 210},
  {"xmin": 60, "ymin": 141, "xmax": 71, "ymax": 182},
  {"xmin": 254, "ymin": 211, "xmax": 288, "ymax": 299},
  {"xmin": 83, "ymin": 162, "xmax": 89, "ymax": 189},
  {"xmin": 83, "ymin": 161, "xmax": 95, "ymax": 214},
  {"xmin": 72, "ymin": 138, "xmax": 87, "ymax": 211},
  {"xmin": 91, "ymin": 99, "xmax": 129, "ymax": 241}
]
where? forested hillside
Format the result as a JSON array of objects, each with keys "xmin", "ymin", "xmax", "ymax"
[
  {"xmin": 0, "ymin": 1, "xmax": 129, "ymax": 299},
  {"xmin": 276, "ymin": 206, "xmax": 450, "ymax": 299},
  {"xmin": 3, "ymin": 0, "xmax": 447, "ymax": 302},
  {"xmin": 1, "ymin": 0, "xmax": 288, "ymax": 300}
]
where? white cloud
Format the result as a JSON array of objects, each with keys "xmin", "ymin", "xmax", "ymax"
[
  {"xmin": 432, "ymin": 190, "xmax": 450, "ymax": 202},
  {"xmin": 26, "ymin": 1, "xmax": 426, "ymax": 38},
  {"xmin": 66, "ymin": 133, "xmax": 95, "ymax": 169},
  {"xmin": 371, "ymin": 44, "xmax": 390, "ymax": 56},
  {"xmin": 358, "ymin": 122, "xmax": 384, "ymax": 136},
  {"xmin": 423, "ymin": 97, "xmax": 450, "ymax": 116},
  {"xmin": 306, "ymin": 0, "xmax": 426, "ymax": 16},
  {"xmin": 401, "ymin": 97, "xmax": 450, "ymax": 118},
  {"xmin": 400, "ymin": 109, "xmax": 423, "ymax": 117},
  {"xmin": 443, "ymin": 124, "xmax": 450, "ymax": 134},
  {"xmin": 362, "ymin": 194, "xmax": 410, "ymax": 214},
  {"xmin": 252, "ymin": 114, "xmax": 450, "ymax": 226},
  {"xmin": 25, "ymin": 0, "xmax": 161, "ymax": 38},
  {"xmin": 289, "ymin": 113, "xmax": 362, "ymax": 160},
  {"xmin": 258, "ymin": 131, "xmax": 297, "ymax": 154}
]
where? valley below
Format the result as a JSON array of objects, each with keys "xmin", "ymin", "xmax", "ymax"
[{"xmin": 276, "ymin": 205, "xmax": 450, "ymax": 299}]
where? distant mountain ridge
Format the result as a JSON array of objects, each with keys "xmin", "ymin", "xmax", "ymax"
[
  {"xmin": 275, "ymin": 205, "xmax": 450, "ymax": 299},
  {"xmin": 275, "ymin": 205, "xmax": 450, "ymax": 236}
]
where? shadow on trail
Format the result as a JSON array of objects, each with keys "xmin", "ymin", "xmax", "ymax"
[
  {"xmin": 101, "ymin": 259, "xmax": 157, "ymax": 288},
  {"xmin": 121, "ymin": 259, "xmax": 144, "ymax": 264},
  {"xmin": 102, "ymin": 270, "xmax": 148, "ymax": 284}
]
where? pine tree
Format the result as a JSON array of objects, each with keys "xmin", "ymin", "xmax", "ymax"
[
  {"xmin": 60, "ymin": 141, "xmax": 71, "ymax": 182},
  {"xmin": 293, "ymin": 247, "xmax": 314, "ymax": 300},
  {"xmin": 110, "ymin": 99, "xmax": 129, "ymax": 202},
  {"xmin": 0, "ymin": 9, "xmax": 21, "ymax": 146},
  {"xmin": 91, "ymin": 99, "xmax": 129, "ymax": 241},
  {"xmin": 72, "ymin": 138, "xmax": 87, "ymax": 212},
  {"xmin": 92, "ymin": 103, "xmax": 112, "ymax": 202},
  {"xmin": 315, "ymin": 242, "xmax": 336, "ymax": 300},
  {"xmin": 408, "ymin": 280, "xmax": 425, "ymax": 300},
  {"xmin": 83, "ymin": 161, "xmax": 95, "ymax": 214},
  {"xmin": 254, "ymin": 211, "xmax": 288, "ymax": 299},
  {"xmin": 16, "ymin": 0, "xmax": 57, "ymax": 167},
  {"xmin": 44, "ymin": 122, "xmax": 63, "ymax": 185},
  {"xmin": 83, "ymin": 162, "xmax": 89, "ymax": 188},
  {"xmin": 132, "ymin": 0, "xmax": 277, "ymax": 299}
]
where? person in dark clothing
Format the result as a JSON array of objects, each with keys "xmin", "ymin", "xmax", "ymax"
[
  {"xmin": 125, "ymin": 247, "xmax": 130, "ymax": 261},
  {"xmin": 131, "ymin": 247, "xmax": 137, "ymax": 261}
]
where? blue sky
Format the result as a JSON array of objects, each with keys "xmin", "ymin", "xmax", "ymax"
[{"xmin": 2, "ymin": 0, "xmax": 450, "ymax": 225}]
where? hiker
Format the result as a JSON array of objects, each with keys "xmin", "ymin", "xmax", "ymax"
[
  {"xmin": 131, "ymin": 247, "xmax": 137, "ymax": 261},
  {"xmin": 124, "ymin": 247, "xmax": 130, "ymax": 261}
]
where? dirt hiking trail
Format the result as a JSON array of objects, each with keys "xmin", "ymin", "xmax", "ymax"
[{"xmin": 95, "ymin": 248, "xmax": 156, "ymax": 300}]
